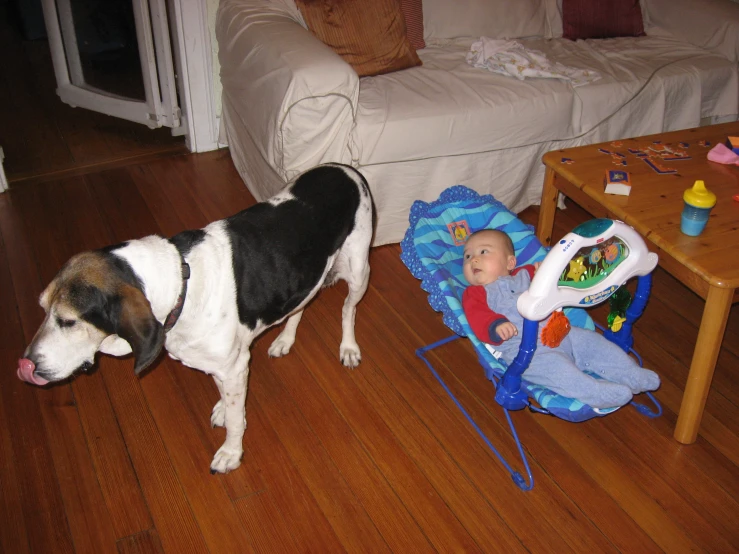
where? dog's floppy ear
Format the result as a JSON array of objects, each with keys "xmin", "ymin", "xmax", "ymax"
[{"xmin": 116, "ymin": 284, "xmax": 165, "ymax": 375}]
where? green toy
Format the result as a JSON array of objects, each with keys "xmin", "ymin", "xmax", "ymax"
[{"xmin": 607, "ymin": 286, "xmax": 632, "ymax": 332}]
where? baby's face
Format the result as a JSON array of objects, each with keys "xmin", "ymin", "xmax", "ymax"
[{"xmin": 462, "ymin": 231, "xmax": 516, "ymax": 286}]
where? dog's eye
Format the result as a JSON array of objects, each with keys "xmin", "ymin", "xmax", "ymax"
[{"xmin": 56, "ymin": 317, "xmax": 76, "ymax": 328}]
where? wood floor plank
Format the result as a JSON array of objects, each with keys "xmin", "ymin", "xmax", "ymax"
[
  {"xmin": 234, "ymin": 491, "xmax": 302, "ymax": 554},
  {"xmin": 251, "ymin": 346, "xmax": 393, "ymax": 553},
  {"xmin": 71, "ymin": 370, "xmax": 154, "ymax": 539},
  {"xmin": 0, "ymin": 349, "xmax": 31, "ymax": 554},
  {"xmin": 283, "ymin": 309, "xmax": 483, "ymax": 552},
  {"xmin": 0, "ymin": 192, "xmax": 76, "ymax": 554},
  {"xmin": 638, "ymin": 295, "xmax": 738, "ymax": 415},
  {"xmin": 86, "ymin": 168, "xmax": 162, "ymax": 240},
  {"xmin": 601, "ymin": 407, "xmax": 739, "ymax": 545},
  {"xmin": 169, "ymin": 150, "xmax": 253, "ymax": 223},
  {"xmin": 116, "ymin": 529, "xmax": 165, "ymax": 554},
  {"xmin": 37, "ymin": 385, "xmax": 119, "ymax": 554},
  {"xmin": 625, "ymin": 325, "xmax": 739, "ymax": 466},
  {"xmin": 241, "ymin": 397, "xmax": 346, "ymax": 552},
  {"xmin": 98, "ymin": 354, "xmax": 210, "ymax": 554},
  {"xmin": 252, "ymin": 328, "xmax": 435, "ymax": 552},
  {"xmin": 129, "ymin": 161, "xmax": 208, "ymax": 236},
  {"xmin": 644, "ymin": 406, "xmax": 739, "ymax": 499},
  {"xmin": 536, "ymin": 414, "xmax": 702, "ymax": 553}
]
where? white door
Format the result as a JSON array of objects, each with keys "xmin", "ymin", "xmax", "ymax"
[{"xmin": 41, "ymin": 0, "xmax": 181, "ymax": 131}]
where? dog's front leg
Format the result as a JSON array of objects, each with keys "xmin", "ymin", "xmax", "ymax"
[
  {"xmin": 210, "ymin": 376, "xmax": 227, "ymax": 428},
  {"xmin": 268, "ymin": 310, "xmax": 303, "ymax": 357},
  {"xmin": 210, "ymin": 357, "xmax": 249, "ymax": 474}
]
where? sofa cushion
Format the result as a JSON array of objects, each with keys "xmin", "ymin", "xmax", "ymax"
[
  {"xmin": 352, "ymin": 39, "xmax": 576, "ymax": 166},
  {"xmin": 351, "ymin": 35, "xmax": 738, "ymax": 167},
  {"xmin": 401, "ymin": 0, "xmax": 425, "ymax": 50},
  {"xmin": 562, "ymin": 0, "xmax": 645, "ymax": 40},
  {"xmin": 296, "ymin": 0, "xmax": 421, "ymax": 77},
  {"xmin": 423, "ymin": 0, "xmax": 549, "ymax": 42}
]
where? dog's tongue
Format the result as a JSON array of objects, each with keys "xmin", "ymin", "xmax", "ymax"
[{"xmin": 17, "ymin": 358, "xmax": 48, "ymax": 386}]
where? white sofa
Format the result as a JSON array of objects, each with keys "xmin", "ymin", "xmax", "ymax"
[{"xmin": 216, "ymin": 0, "xmax": 739, "ymax": 245}]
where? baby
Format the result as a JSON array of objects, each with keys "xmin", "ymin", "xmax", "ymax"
[{"xmin": 462, "ymin": 229, "xmax": 660, "ymax": 409}]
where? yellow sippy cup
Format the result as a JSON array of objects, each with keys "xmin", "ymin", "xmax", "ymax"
[{"xmin": 681, "ymin": 180, "xmax": 716, "ymax": 236}]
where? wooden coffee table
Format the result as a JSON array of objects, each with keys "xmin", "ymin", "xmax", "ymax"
[{"xmin": 537, "ymin": 122, "xmax": 739, "ymax": 444}]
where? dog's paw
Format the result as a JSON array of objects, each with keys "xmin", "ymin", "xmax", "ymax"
[
  {"xmin": 210, "ymin": 445, "xmax": 244, "ymax": 474},
  {"xmin": 268, "ymin": 336, "xmax": 294, "ymax": 358},
  {"xmin": 340, "ymin": 343, "xmax": 362, "ymax": 368},
  {"xmin": 211, "ymin": 400, "xmax": 225, "ymax": 428}
]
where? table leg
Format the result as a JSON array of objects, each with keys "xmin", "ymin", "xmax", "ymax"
[
  {"xmin": 537, "ymin": 166, "xmax": 560, "ymax": 246},
  {"xmin": 674, "ymin": 285, "xmax": 734, "ymax": 444}
]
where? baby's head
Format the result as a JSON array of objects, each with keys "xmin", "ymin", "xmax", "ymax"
[{"xmin": 462, "ymin": 229, "xmax": 517, "ymax": 286}]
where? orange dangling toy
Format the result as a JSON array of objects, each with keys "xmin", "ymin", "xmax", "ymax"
[{"xmin": 541, "ymin": 310, "xmax": 571, "ymax": 348}]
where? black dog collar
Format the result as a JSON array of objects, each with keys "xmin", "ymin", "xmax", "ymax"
[{"xmin": 163, "ymin": 259, "xmax": 190, "ymax": 332}]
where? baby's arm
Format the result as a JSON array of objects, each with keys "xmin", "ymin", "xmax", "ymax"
[{"xmin": 462, "ymin": 286, "xmax": 510, "ymax": 345}]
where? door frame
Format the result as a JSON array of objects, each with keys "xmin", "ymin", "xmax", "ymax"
[
  {"xmin": 42, "ymin": 0, "xmax": 218, "ymax": 153},
  {"xmin": 170, "ymin": 0, "xmax": 219, "ymax": 153}
]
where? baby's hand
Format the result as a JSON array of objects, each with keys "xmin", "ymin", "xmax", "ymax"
[
  {"xmin": 497, "ymin": 322, "xmax": 518, "ymax": 341},
  {"xmin": 533, "ymin": 262, "xmax": 542, "ymax": 272}
]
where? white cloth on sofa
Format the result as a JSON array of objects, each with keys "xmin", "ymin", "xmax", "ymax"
[{"xmin": 466, "ymin": 37, "xmax": 601, "ymax": 87}]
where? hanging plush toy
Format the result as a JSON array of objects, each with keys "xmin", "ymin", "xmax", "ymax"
[
  {"xmin": 607, "ymin": 286, "xmax": 632, "ymax": 332},
  {"xmin": 541, "ymin": 309, "xmax": 571, "ymax": 347}
]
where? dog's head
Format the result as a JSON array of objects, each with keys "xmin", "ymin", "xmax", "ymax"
[{"xmin": 18, "ymin": 250, "xmax": 165, "ymax": 385}]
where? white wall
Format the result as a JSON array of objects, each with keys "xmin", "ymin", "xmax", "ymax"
[{"xmin": 206, "ymin": 0, "xmax": 222, "ymax": 118}]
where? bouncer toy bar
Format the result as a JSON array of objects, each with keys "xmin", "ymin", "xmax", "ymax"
[{"xmin": 519, "ymin": 219, "xmax": 658, "ymax": 320}]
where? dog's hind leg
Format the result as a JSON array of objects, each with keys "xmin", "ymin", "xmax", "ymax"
[
  {"xmin": 267, "ymin": 310, "xmax": 303, "ymax": 358},
  {"xmin": 339, "ymin": 256, "xmax": 370, "ymax": 368},
  {"xmin": 210, "ymin": 354, "xmax": 250, "ymax": 474}
]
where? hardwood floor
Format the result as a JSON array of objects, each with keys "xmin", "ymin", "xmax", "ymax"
[
  {"xmin": 0, "ymin": 2, "xmax": 187, "ymax": 186},
  {"xmin": 0, "ymin": 147, "xmax": 737, "ymax": 553}
]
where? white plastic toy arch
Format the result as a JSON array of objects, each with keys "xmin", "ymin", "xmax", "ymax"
[{"xmin": 518, "ymin": 219, "xmax": 658, "ymax": 321}]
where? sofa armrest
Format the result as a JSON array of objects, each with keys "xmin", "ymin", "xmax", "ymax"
[
  {"xmin": 216, "ymin": 0, "xmax": 359, "ymax": 180},
  {"xmin": 645, "ymin": 0, "xmax": 739, "ymax": 63}
]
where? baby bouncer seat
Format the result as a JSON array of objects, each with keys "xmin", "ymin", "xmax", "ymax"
[{"xmin": 400, "ymin": 186, "xmax": 662, "ymax": 490}]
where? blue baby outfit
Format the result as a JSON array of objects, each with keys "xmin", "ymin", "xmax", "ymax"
[{"xmin": 482, "ymin": 270, "xmax": 660, "ymax": 409}]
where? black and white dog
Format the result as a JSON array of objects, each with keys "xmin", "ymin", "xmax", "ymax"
[{"xmin": 18, "ymin": 163, "xmax": 374, "ymax": 473}]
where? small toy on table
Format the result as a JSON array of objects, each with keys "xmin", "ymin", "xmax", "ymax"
[
  {"xmin": 604, "ymin": 169, "xmax": 631, "ymax": 196},
  {"xmin": 726, "ymin": 136, "xmax": 739, "ymax": 155}
]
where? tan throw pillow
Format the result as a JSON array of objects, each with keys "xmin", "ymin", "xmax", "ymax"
[{"xmin": 296, "ymin": 0, "xmax": 422, "ymax": 77}]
